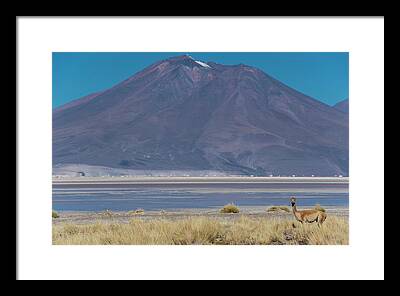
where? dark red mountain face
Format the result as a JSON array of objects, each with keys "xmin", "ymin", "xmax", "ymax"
[{"xmin": 53, "ymin": 55, "xmax": 349, "ymax": 176}]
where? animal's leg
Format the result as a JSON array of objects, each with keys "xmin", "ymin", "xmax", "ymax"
[
  {"xmin": 318, "ymin": 213, "xmax": 326, "ymax": 227},
  {"xmin": 315, "ymin": 216, "xmax": 320, "ymax": 227},
  {"xmin": 320, "ymin": 213, "xmax": 327, "ymax": 225}
]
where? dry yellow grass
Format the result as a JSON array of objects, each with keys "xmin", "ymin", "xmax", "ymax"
[
  {"xmin": 128, "ymin": 209, "xmax": 145, "ymax": 216},
  {"xmin": 267, "ymin": 206, "xmax": 290, "ymax": 213},
  {"xmin": 314, "ymin": 204, "xmax": 326, "ymax": 212},
  {"xmin": 52, "ymin": 215, "xmax": 348, "ymax": 245},
  {"xmin": 220, "ymin": 203, "xmax": 240, "ymax": 213}
]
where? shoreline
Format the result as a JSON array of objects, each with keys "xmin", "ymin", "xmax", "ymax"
[{"xmin": 53, "ymin": 206, "xmax": 349, "ymax": 225}]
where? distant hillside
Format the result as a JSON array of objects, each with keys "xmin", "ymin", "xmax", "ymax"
[{"xmin": 53, "ymin": 55, "xmax": 349, "ymax": 176}]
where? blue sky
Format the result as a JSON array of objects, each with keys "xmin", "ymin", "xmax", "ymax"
[{"xmin": 53, "ymin": 52, "xmax": 348, "ymax": 108}]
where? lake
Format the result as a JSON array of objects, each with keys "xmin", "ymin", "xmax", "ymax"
[{"xmin": 52, "ymin": 179, "xmax": 349, "ymax": 211}]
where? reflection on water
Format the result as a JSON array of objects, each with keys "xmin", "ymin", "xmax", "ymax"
[{"xmin": 53, "ymin": 188, "xmax": 349, "ymax": 211}]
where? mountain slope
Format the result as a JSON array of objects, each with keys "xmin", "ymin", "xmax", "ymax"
[
  {"xmin": 334, "ymin": 99, "xmax": 349, "ymax": 113},
  {"xmin": 53, "ymin": 55, "xmax": 349, "ymax": 176}
]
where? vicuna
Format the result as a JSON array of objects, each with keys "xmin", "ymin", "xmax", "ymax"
[{"xmin": 290, "ymin": 197, "xmax": 327, "ymax": 227}]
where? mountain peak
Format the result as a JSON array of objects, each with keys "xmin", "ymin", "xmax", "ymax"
[
  {"xmin": 167, "ymin": 54, "xmax": 194, "ymax": 62},
  {"xmin": 53, "ymin": 55, "xmax": 349, "ymax": 177},
  {"xmin": 164, "ymin": 55, "xmax": 212, "ymax": 69}
]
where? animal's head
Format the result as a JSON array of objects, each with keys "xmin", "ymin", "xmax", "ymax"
[{"xmin": 290, "ymin": 197, "xmax": 296, "ymax": 206}]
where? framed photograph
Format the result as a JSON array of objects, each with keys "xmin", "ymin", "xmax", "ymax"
[{"xmin": 17, "ymin": 16, "xmax": 384, "ymax": 280}]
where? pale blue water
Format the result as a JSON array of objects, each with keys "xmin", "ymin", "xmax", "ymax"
[{"xmin": 52, "ymin": 186, "xmax": 349, "ymax": 212}]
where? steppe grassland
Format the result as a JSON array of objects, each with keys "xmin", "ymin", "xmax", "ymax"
[{"xmin": 53, "ymin": 215, "xmax": 348, "ymax": 245}]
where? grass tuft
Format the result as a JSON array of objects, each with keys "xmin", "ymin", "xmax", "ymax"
[
  {"xmin": 52, "ymin": 210, "xmax": 59, "ymax": 219},
  {"xmin": 220, "ymin": 203, "xmax": 240, "ymax": 214},
  {"xmin": 267, "ymin": 206, "xmax": 290, "ymax": 213},
  {"xmin": 314, "ymin": 204, "xmax": 326, "ymax": 212},
  {"xmin": 128, "ymin": 209, "xmax": 145, "ymax": 216}
]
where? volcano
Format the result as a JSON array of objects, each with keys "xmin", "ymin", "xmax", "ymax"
[{"xmin": 53, "ymin": 55, "xmax": 349, "ymax": 176}]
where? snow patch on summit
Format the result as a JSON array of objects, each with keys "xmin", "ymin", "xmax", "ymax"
[{"xmin": 195, "ymin": 60, "xmax": 211, "ymax": 68}]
